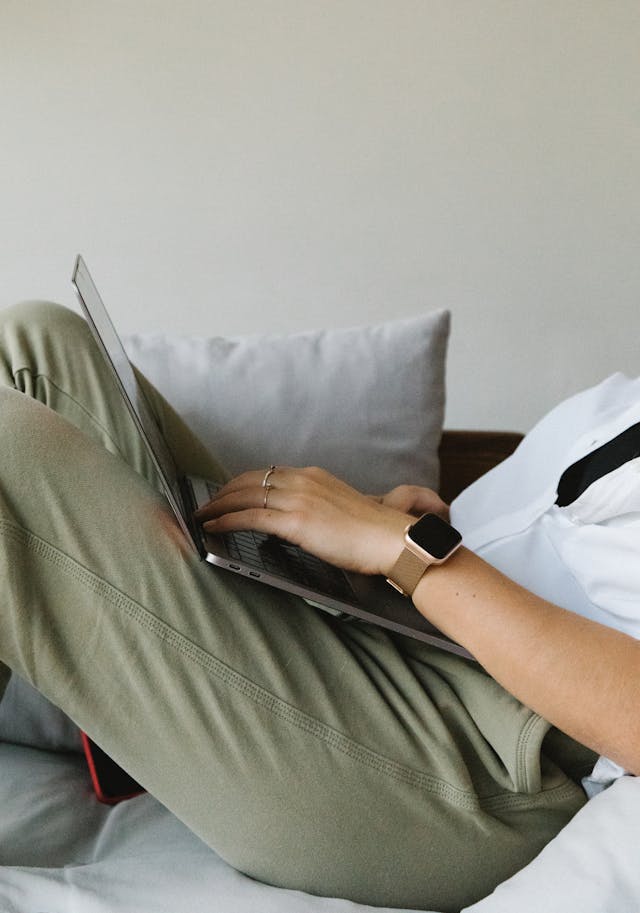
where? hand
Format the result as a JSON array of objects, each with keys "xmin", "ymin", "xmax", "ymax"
[
  {"xmin": 371, "ymin": 485, "xmax": 450, "ymax": 522},
  {"xmin": 194, "ymin": 466, "xmax": 416, "ymax": 577}
]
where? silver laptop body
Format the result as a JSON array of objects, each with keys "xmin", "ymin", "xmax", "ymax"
[{"xmin": 72, "ymin": 255, "xmax": 471, "ymax": 660}]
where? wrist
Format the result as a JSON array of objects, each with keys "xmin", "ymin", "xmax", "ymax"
[
  {"xmin": 409, "ymin": 545, "xmax": 473, "ymax": 645},
  {"xmin": 411, "ymin": 543, "xmax": 466, "ymax": 601},
  {"xmin": 385, "ymin": 513, "xmax": 463, "ymax": 597},
  {"xmin": 379, "ymin": 514, "xmax": 416, "ymax": 578}
]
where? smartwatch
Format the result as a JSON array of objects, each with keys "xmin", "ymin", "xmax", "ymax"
[{"xmin": 386, "ymin": 513, "xmax": 462, "ymax": 597}]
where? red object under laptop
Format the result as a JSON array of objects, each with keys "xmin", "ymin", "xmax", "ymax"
[{"xmin": 81, "ymin": 731, "xmax": 145, "ymax": 804}]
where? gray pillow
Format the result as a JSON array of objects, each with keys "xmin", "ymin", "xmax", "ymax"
[
  {"xmin": 0, "ymin": 309, "xmax": 449, "ymax": 752},
  {"xmin": 123, "ymin": 309, "xmax": 450, "ymax": 493}
]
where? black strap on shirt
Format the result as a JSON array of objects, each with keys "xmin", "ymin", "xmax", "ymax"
[{"xmin": 555, "ymin": 421, "xmax": 640, "ymax": 507}]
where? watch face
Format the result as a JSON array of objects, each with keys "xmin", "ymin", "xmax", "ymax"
[{"xmin": 408, "ymin": 513, "xmax": 462, "ymax": 560}]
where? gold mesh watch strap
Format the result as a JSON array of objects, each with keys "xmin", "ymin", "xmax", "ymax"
[{"xmin": 386, "ymin": 548, "xmax": 433, "ymax": 597}]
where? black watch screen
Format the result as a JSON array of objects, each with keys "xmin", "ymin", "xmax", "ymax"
[{"xmin": 408, "ymin": 513, "xmax": 462, "ymax": 560}]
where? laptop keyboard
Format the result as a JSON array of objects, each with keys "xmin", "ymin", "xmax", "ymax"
[
  {"xmin": 204, "ymin": 481, "xmax": 355, "ymax": 601},
  {"xmin": 224, "ymin": 529, "xmax": 355, "ymax": 600}
]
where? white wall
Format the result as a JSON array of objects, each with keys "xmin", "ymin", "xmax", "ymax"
[{"xmin": 1, "ymin": 0, "xmax": 638, "ymax": 431}]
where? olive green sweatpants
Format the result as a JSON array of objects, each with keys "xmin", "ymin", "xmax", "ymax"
[{"xmin": 0, "ymin": 301, "xmax": 594, "ymax": 912}]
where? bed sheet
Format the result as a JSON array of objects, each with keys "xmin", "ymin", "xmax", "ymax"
[
  {"xmin": 0, "ymin": 744, "xmax": 426, "ymax": 913},
  {"xmin": 1, "ymin": 742, "xmax": 639, "ymax": 913}
]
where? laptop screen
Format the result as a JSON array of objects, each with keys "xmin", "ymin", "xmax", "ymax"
[{"xmin": 71, "ymin": 255, "xmax": 197, "ymax": 550}]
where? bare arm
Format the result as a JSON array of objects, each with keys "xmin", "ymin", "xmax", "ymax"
[
  {"xmin": 196, "ymin": 467, "xmax": 640, "ymax": 774},
  {"xmin": 412, "ymin": 546, "xmax": 640, "ymax": 774}
]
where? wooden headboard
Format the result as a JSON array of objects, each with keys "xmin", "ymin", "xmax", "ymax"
[{"xmin": 438, "ymin": 430, "xmax": 524, "ymax": 504}]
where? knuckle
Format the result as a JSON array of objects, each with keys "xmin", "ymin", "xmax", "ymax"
[
  {"xmin": 387, "ymin": 485, "xmax": 412, "ymax": 506},
  {"xmin": 303, "ymin": 465, "xmax": 323, "ymax": 478},
  {"xmin": 302, "ymin": 465, "xmax": 329, "ymax": 485}
]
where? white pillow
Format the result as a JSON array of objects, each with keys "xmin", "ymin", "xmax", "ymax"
[
  {"xmin": 0, "ymin": 310, "xmax": 449, "ymax": 752},
  {"xmin": 462, "ymin": 774, "xmax": 640, "ymax": 912},
  {"xmin": 123, "ymin": 310, "xmax": 450, "ymax": 493}
]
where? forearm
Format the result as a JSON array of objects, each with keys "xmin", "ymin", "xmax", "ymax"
[
  {"xmin": 199, "ymin": 467, "xmax": 640, "ymax": 773},
  {"xmin": 412, "ymin": 546, "xmax": 640, "ymax": 774}
]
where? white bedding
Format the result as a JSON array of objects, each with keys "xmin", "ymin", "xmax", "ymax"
[
  {"xmin": 1, "ymin": 742, "xmax": 639, "ymax": 913},
  {"xmin": 0, "ymin": 743, "xmax": 425, "ymax": 913}
]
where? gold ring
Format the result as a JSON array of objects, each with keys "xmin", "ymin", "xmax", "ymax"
[
  {"xmin": 263, "ymin": 483, "xmax": 272, "ymax": 509},
  {"xmin": 262, "ymin": 465, "xmax": 277, "ymax": 488}
]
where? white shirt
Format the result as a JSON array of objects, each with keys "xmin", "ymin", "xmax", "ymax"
[{"xmin": 449, "ymin": 373, "xmax": 640, "ymax": 796}]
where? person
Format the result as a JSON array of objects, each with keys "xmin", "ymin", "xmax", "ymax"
[{"xmin": 0, "ymin": 299, "xmax": 637, "ymax": 912}]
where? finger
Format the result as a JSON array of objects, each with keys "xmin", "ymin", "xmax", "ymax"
[
  {"xmin": 197, "ymin": 465, "xmax": 337, "ymax": 519},
  {"xmin": 214, "ymin": 465, "xmax": 301, "ymax": 499},
  {"xmin": 198, "ymin": 484, "xmax": 290, "ymax": 520},
  {"xmin": 380, "ymin": 485, "xmax": 444, "ymax": 517},
  {"xmin": 379, "ymin": 486, "xmax": 417, "ymax": 513},
  {"xmin": 193, "ymin": 467, "xmax": 288, "ymax": 518},
  {"xmin": 202, "ymin": 505, "xmax": 303, "ymax": 546},
  {"xmin": 214, "ymin": 469, "xmax": 271, "ymax": 498},
  {"xmin": 191, "ymin": 481, "xmax": 257, "ymax": 520}
]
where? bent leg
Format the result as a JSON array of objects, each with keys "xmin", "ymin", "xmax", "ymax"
[
  {"xmin": 0, "ymin": 299, "xmax": 227, "ymax": 487},
  {"xmin": 0, "ymin": 296, "xmax": 228, "ymax": 727},
  {"xmin": 0, "ymin": 302, "xmax": 591, "ymax": 911}
]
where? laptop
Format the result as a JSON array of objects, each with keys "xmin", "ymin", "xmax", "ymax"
[{"xmin": 72, "ymin": 255, "xmax": 471, "ymax": 660}]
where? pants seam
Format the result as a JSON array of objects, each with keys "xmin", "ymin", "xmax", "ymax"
[
  {"xmin": 0, "ymin": 519, "xmax": 577, "ymax": 814},
  {"xmin": 12, "ymin": 369, "xmax": 128, "ymax": 461},
  {"xmin": 517, "ymin": 712, "xmax": 549, "ymax": 792}
]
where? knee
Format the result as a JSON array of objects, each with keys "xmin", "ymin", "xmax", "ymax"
[
  {"xmin": 1, "ymin": 300, "xmax": 86, "ymax": 341},
  {"xmin": 0, "ymin": 301, "xmax": 92, "ymax": 380}
]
